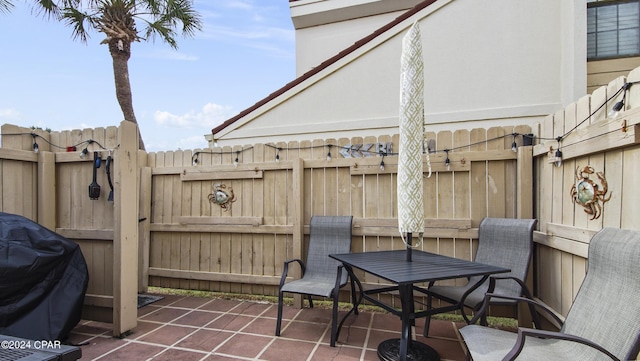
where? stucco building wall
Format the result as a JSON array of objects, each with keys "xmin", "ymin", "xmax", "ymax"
[{"xmin": 212, "ymin": 0, "xmax": 586, "ymax": 147}]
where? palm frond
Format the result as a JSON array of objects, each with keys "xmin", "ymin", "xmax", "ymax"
[
  {"xmin": 0, "ymin": 0, "xmax": 14, "ymax": 15},
  {"xmin": 143, "ymin": 19, "xmax": 177, "ymax": 48},
  {"xmin": 136, "ymin": 0, "xmax": 201, "ymax": 49},
  {"xmin": 31, "ymin": 0, "xmax": 61, "ymax": 19},
  {"xmin": 162, "ymin": 0, "xmax": 202, "ymax": 37},
  {"xmin": 29, "ymin": 0, "xmax": 86, "ymax": 20},
  {"xmin": 61, "ymin": 7, "xmax": 95, "ymax": 43},
  {"xmin": 27, "ymin": 0, "xmax": 202, "ymax": 49},
  {"xmin": 142, "ymin": 0, "xmax": 161, "ymax": 15}
]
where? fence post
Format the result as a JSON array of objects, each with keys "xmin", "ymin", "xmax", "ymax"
[
  {"xmin": 37, "ymin": 151, "xmax": 56, "ymax": 229},
  {"xmin": 517, "ymin": 145, "xmax": 534, "ymax": 219},
  {"xmin": 292, "ymin": 157, "xmax": 304, "ymax": 308},
  {"xmin": 517, "ymin": 145, "xmax": 534, "ymax": 328},
  {"xmin": 139, "ymin": 164, "xmax": 152, "ymax": 292},
  {"xmin": 113, "ymin": 120, "xmax": 139, "ymax": 336}
]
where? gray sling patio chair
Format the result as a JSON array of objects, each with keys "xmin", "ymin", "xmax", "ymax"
[
  {"xmin": 423, "ymin": 217, "xmax": 538, "ymax": 336},
  {"xmin": 275, "ymin": 215, "xmax": 355, "ymax": 347},
  {"xmin": 460, "ymin": 227, "xmax": 640, "ymax": 361}
]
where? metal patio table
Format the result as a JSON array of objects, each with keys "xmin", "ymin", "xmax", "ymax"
[{"xmin": 330, "ymin": 250, "xmax": 510, "ymax": 361}]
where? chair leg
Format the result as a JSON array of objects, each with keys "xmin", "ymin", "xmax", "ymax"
[
  {"xmin": 424, "ymin": 294, "xmax": 433, "ymax": 337},
  {"xmin": 331, "ymin": 290, "xmax": 339, "ymax": 347},
  {"xmin": 518, "ymin": 281, "xmax": 540, "ymax": 328},
  {"xmin": 468, "ymin": 304, "xmax": 488, "ymax": 326},
  {"xmin": 480, "ymin": 307, "xmax": 489, "ymax": 326},
  {"xmin": 350, "ymin": 279, "xmax": 359, "ymax": 315},
  {"xmin": 275, "ymin": 291, "xmax": 284, "ymax": 336},
  {"xmin": 461, "ymin": 306, "xmax": 472, "ymax": 324},
  {"xmin": 528, "ymin": 302, "xmax": 541, "ymax": 329}
]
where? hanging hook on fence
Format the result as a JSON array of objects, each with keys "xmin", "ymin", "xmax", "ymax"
[
  {"xmin": 88, "ymin": 151, "xmax": 101, "ymax": 200},
  {"xmin": 106, "ymin": 150, "xmax": 114, "ymax": 203}
]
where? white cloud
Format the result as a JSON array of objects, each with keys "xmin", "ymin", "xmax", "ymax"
[
  {"xmin": 153, "ymin": 102, "xmax": 233, "ymax": 129},
  {"xmin": 177, "ymin": 134, "xmax": 210, "ymax": 149},
  {"xmin": 198, "ymin": 1, "xmax": 294, "ymax": 41},
  {"xmin": 198, "ymin": 23, "xmax": 294, "ymax": 59},
  {"xmin": 0, "ymin": 108, "xmax": 21, "ymax": 120},
  {"xmin": 247, "ymin": 37, "xmax": 295, "ymax": 58},
  {"xmin": 226, "ymin": 1, "xmax": 254, "ymax": 11}
]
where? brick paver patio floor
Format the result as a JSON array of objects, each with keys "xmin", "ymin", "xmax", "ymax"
[{"xmin": 68, "ymin": 293, "xmax": 469, "ymax": 360}]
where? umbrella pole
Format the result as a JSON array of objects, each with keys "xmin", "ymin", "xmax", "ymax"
[{"xmin": 406, "ymin": 232, "xmax": 412, "ymax": 262}]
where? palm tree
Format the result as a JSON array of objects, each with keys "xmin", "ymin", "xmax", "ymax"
[{"xmin": 33, "ymin": 0, "xmax": 202, "ymax": 149}]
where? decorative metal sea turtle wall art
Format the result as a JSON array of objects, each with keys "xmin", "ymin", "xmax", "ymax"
[
  {"xmin": 208, "ymin": 183, "xmax": 236, "ymax": 212},
  {"xmin": 570, "ymin": 165, "xmax": 611, "ymax": 220}
]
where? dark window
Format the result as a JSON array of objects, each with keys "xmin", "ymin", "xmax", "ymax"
[{"xmin": 588, "ymin": 0, "xmax": 640, "ymax": 60}]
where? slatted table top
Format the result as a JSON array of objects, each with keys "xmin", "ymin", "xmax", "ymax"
[{"xmin": 330, "ymin": 249, "xmax": 509, "ymax": 285}]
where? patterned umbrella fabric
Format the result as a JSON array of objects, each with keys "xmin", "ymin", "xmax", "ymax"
[{"xmin": 397, "ymin": 22, "xmax": 425, "ymax": 253}]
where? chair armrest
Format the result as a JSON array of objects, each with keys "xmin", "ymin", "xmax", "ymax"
[
  {"xmin": 283, "ymin": 258, "xmax": 306, "ymax": 274},
  {"xmin": 503, "ymin": 327, "xmax": 620, "ymax": 361},
  {"xmin": 470, "ymin": 292, "xmax": 564, "ymax": 328},
  {"xmin": 279, "ymin": 259, "xmax": 305, "ymax": 289},
  {"xmin": 487, "ymin": 275, "xmax": 535, "ymax": 300}
]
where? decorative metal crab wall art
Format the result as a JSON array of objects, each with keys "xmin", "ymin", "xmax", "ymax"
[
  {"xmin": 570, "ymin": 165, "xmax": 611, "ymax": 220},
  {"xmin": 208, "ymin": 183, "xmax": 235, "ymax": 212}
]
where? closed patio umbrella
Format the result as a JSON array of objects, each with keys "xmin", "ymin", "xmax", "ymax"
[{"xmin": 397, "ymin": 22, "xmax": 425, "ymax": 262}]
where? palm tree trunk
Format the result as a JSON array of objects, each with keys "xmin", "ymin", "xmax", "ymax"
[{"xmin": 108, "ymin": 38, "xmax": 145, "ymax": 150}]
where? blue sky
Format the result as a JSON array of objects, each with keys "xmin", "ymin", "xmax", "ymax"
[{"xmin": 0, "ymin": 0, "xmax": 296, "ymax": 152}]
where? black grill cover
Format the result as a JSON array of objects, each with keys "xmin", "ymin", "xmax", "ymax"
[{"xmin": 0, "ymin": 212, "xmax": 88, "ymax": 341}]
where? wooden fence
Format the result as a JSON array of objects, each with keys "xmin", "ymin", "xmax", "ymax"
[
  {"xmin": 0, "ymin": 121, "xmax": 141, "ymax": 336},
  {"xmin": 0, "ymin": 121, "xmax": 532, "ymax": 336},
  {"xmin": 3, "ymin": 65, "xmax": 638, "ymax": 337},
  {"xmin": 144, "ymin": 125, "xmax": 533, "ymax": 304},
  {"xmin": 532, "ymin": 67, "xmax": 640, "ymax": 326}
]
